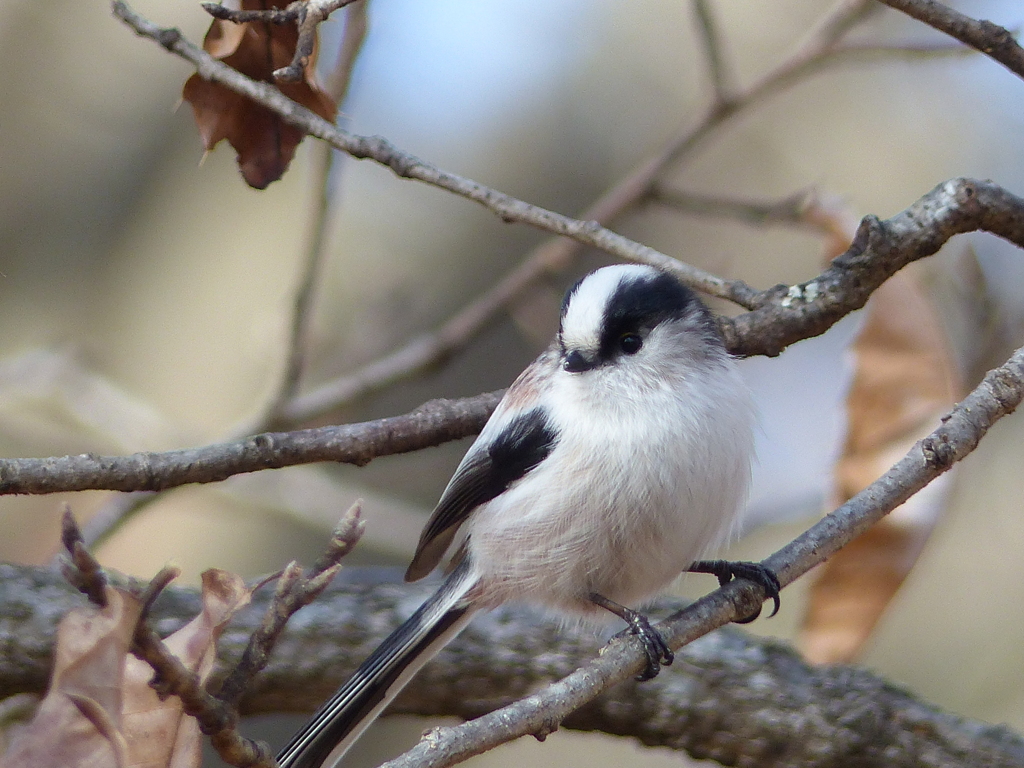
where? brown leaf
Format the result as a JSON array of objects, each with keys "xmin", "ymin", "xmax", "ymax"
[
  {"xmin": 799, "ymin": 269, "xmax": 961, "ymax": 664},
  {"xmin": 122, "ymin": 570, "xmax": 251, "ymax": 768},
  {"xmin": 1, "ymin": 586, "xmax": 141, "ymax": 768},
  {"xmin": 183, "ymin": 1, "xmax": 338, "ymax": 188}
]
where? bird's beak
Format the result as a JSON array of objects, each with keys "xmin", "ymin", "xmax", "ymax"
[{"xmin": 563, "ymin": 349, "xmax": 598, "ymax": 373}]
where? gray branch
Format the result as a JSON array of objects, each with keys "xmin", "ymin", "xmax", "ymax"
[
  {"xmin": 877, "ymin": 0, "xmax": 1024, "ymax": 82},
  {"xmin": 0, "ymin": 565, "xmax": 1019, "ymax": 767},
  {"xmin": 0, "ymin": 392, "xmax": 498, "ymax": 495},
  {"xmin": 0, "ymin": 179, "xmax": 1021, "ymax": 496}
]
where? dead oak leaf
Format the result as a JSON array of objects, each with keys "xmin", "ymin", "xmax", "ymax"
[
  {"xmin": 0, "ymin": 586, "xmax": 141, "ymax": 768},
  {"xmin": 183, "ymin": 1, "xmax": 337, "ymax": 188},
  {"xmin": 799, "ymin": 269, "xmax": 961, "ymax": 664},
  {"xmin": 122, "ymin": 570, "xmax": 251, "ymax": 768}
]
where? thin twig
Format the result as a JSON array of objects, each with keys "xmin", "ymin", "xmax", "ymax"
[
  {"xmin": 692, "ymin": 0, "xmax": 736, "ymax": 104},
  {"xmin": 215, "ymin": 502, "xmax": 364, "ymax": 706},
  {"xmin": 260, "ymin": 0, "xmax": 370, "ymax": 428},
  {"xmin": 5, "ymin": 391, "xmax": 501, "ymax": 496},
  {"xmin": 56, "ymin": 515, "xmax": 275, "ymax": 767},
  {"xmin": 877, "ymin": 0, "xmax": 1024, "ymax": 81},
  {"xmin": 201, "ymin": 0, "xmax": 363, "ymax": 83},
  {"xmin": 59, "ymin": 508, "xmax": 109, "ymax": 607}
]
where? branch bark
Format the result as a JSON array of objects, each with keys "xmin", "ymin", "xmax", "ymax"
[
  {"xmin": 1, "ymin": 178, "xmax": 1022, "ymax": 497},
  {"xmin": 0, "ymin": 393, "xmax": 499, "ymax": 495},
  {"xmin": 878, "ymin": 0, "xmax": 1024, "ymax": 81},
  {"xmin": 0, "ymin": 565, "xmax": 1021, "ymax": 767}
]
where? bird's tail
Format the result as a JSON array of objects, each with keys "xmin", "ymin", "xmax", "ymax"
[{"xmin": 276, "ymin": 560, "xmax": 478, "ymax": 768}]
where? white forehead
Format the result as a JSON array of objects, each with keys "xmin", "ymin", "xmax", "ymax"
[{"xmin": 560, "ymin": 264, "xmax": 659, "ymax": 345}]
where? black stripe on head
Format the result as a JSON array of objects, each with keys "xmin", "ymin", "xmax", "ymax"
[{"xmin": 598, "ymin": 270, "xmax": 716, "ymax": 360}]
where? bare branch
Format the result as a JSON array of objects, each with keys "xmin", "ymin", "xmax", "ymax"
[
  {"xmin": 260, "ymin": 0, "xmax": 370, "ymax": 429},
  {"xmin": 112, "ymin": 0, "xmax": 755, "ymax": 307},
  {"xmin": 692, "ymin": 0, "xmax": 736, "ymax": 104},
  {"xmin": 214, "ymin": 502, "xmax": 364, "ymax": 706},
  {"xmin": 722, "ymin": 178, "xmax": 1024, "ymax": 357},
  {"xmin": 5, "ymin": 178, "xmax": 1024, "ymax": 498},
  {"xmin": 0, "ymin": 392, "xmax": 499, "ymax": 496},
  {"xmin": 201, "ymin": 0, "xmax": 363, "ymax": 83},
  {"xmin": 57, "ymin": 517, "xmax": 275, "ymax": 767},
  {"xmin": 878, "ymin": 0, "xmax": 1024, "ymax": 81},
  {"xmin": 3, "ymin": 565, "xmax": 1022, "ymax": 766},
  {"xmin": 277, "ymin": 0, "xmax": 895, "ymax": 424}
]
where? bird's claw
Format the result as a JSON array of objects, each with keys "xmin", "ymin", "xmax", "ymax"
[{"xmin": 689, "ymin": 560, "xmax": 781, "ymax": 623}]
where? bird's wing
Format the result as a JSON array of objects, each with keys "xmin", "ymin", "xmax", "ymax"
[{"xmin": 404, "ymin": 405, "xmax": 557, "ymax": 581}]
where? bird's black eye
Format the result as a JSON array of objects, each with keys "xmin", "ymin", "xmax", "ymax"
[{"xmin": 619, "ymin": 333, "xmax": 642, "ymax": 355}]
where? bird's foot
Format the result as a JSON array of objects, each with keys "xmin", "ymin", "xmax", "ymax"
[
  {"xmin": 688, "ymin": 560, "xmax": 781, "ymax": 623},
  {"xmin": 589, "ymin": 592, "xmax": 673, "ymax": 681}
]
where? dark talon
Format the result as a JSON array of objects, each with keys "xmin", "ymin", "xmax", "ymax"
[
  {"xmin": 589, "ymin": 592, "xmax": 673, "ymax": 681},
  {"xmin": 688, "ymin": 560, "xmax": 781, "ymax": 622}
]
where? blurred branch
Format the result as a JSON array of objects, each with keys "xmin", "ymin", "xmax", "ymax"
[
  {"xmin": 82, "ymin": 2, "xmax": 371, "ymax": 547},
  {"xmin": 649, "ymin": 186, "xmax": 819, "ymax": 226},
  {"xmin": 260, "ymin": 0, "xmax": 369, "ymax": 430},
  {"xmin": 278, "ymin": 0, "xmax": 901, "ymax": 424},
  {"xmin": 877, "ymin": 0, "xmax": 1024, "ymax": 81},
  {"xmin": 692, "ymin": 0, "xmax": 735, "ymax": 104},
  {"xmin": 2, "ymin": 564, "xmax": 1022, "ymax": 766},
  {"xmin": 201, "ymin": 0, "xmax": 363, "ymax": 83}
]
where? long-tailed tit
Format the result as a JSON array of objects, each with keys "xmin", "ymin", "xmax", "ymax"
[{"xmin": 277, "ymin": 264, "xmax": 779, "ymax": 768}]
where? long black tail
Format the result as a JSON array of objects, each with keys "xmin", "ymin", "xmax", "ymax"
[{"xmin": 276, "ymin": 561, "xmax": 478, "ymax": 768}]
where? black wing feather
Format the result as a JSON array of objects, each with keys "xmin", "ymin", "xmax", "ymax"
[{"xmin": 405, "ymin": 407, "xmax": 557, "ymax": 581}]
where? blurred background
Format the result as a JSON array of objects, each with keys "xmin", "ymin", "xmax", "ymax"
[{"xmin": 2, "ymin": 0, "xmax": 1024, "ymax": 765}]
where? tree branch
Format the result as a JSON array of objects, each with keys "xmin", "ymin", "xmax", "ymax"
[
  {"xmin": 0, "ymin": 393, "xmax": 499, "ymax": 495},
  {"xmin": 877, "ymin": 0, "xmax": 1024, "ymax": 81},
  {"xmin": 3, "ymin": 178, "xmax": 1023, "ymax": 497},
  {"xmin": 0, "ymin": 565, "xmax": 1021, "ymax": 766}
]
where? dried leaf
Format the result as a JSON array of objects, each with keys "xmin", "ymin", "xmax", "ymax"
[
  {"xmin": 799, "ymin": 269, "xmax": 961, "ymax": 663},
  {"xmin": 183, "ymin": 1, "xmax": 338, "ymax": 188},
  {"xmin": 1, "ymin": 586, "xmax": 141, "ymax": 768},
  {"xmin": 122, "ymin": 570, "xmax": 251, "ymax": 768}
]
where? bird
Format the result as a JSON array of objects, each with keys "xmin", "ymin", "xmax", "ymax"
[{"xmin": 276, "ymin": 263, "xmax": 779, "ymax": 768}]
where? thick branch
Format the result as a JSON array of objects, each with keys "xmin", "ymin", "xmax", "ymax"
[
  {"xmin": 723, "ymin": 177, "xmax": 1024, "ymax": 356},
  {"xmin": 0, "ymin": 565, "xmax": 1020, "ymax": 767},
  {"xmin": 877, "ymin": 0, "xmax": 1024, "ymax": 81}
]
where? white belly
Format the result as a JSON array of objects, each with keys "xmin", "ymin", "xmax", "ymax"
[{"xmin": 464, "ymin": 362, "xmax": 753, "ymax": 616}]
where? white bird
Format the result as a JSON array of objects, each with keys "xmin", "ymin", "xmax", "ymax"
[{"xmin": 277, "ymin": 264, "xmax": 778, "ymax": 768}]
